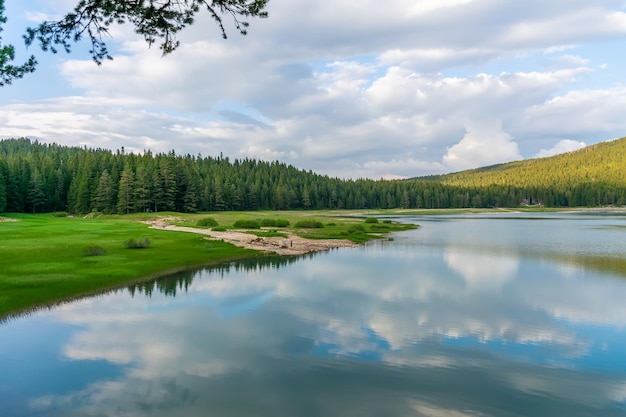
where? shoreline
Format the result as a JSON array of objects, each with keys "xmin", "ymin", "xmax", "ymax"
[{"xmin": 144, "ymin": 218, "xmax": 359, "ymax": 256}]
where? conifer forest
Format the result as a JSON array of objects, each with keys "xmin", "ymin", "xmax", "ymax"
[{"xmin": 1, "ymin": 137, "xmax": 625, "ymax": 214}]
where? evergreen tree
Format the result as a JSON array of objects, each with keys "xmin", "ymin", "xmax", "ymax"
[
  {"xmin": 159, "ymin": 158, "xmax": 177, "ymax": 211},
  {"xmin": 302, "ymin": 186, "xmax": 311, "ymax": 209},
  {"xmin": 0, "ymin": 169, "xmax": 6, "ymax": 212},
  {"xmin": 28, "ymin": 168, "xmax": 47, "ymax": 213},
  {"xmin": 93, "ymin": 170, "xmax": 115, "ymax": 213},
  {"xmin": 117, "ymin": 168, "xmax": 135, "ymax": 214},
  {"xmin": 151, "ymin": 168, "xmax": 164, "ymax": 212},
  {"xmin": 53, "ymin": 168, "xmax": 66, "ymax": 211},
  {"xmin": 134, "ymin": 165, "xmax": 151, "ymax": 213},
  {"xmin": 213, "ymin": 181, "xmax": 225, "ymax": 211},
  {"xmin": 73, "ymin": 178, "xmax": 91, "ymax": 214}
]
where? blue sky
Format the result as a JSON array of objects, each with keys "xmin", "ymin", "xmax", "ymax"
[{"xmin": 2, "ymin": 0, "xmax": 626, "ymax": 178}]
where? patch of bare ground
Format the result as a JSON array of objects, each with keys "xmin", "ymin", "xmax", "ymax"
[
  {"xmin": 0, "ymin": 217, "xmax": 18, "ymax": 223},
  {"xmin": 143, "ymin": 218, "xmax": 358, "ymax": 255}
]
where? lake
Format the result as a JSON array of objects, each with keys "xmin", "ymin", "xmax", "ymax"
[{"xmin": 2, "ymin": 212, "xmax": 626, "ymax": 416}]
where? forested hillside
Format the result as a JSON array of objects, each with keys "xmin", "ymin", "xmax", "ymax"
[
  {"xmin": 420, "ymin": 136, "xmax": 626, "ymax": 207},
  {"xmin": 0, "ymin": 138, "xmax": 426, "ymax": 213},
  {"xmin": 0, "ymin": 137, "xmax": 625, "ymax": 213}
]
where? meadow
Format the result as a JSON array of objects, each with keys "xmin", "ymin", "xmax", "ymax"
[{"xmin": 0, "ymin": 210, "xmax": 416, "ymax": 319}]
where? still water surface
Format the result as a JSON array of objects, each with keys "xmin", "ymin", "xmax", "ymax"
[{"xmin": 2, "ymin": 212, "xmax": 626, "ymax": 416}]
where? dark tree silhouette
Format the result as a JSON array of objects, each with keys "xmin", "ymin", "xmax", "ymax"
[{"xmin": 1, "ymin": 0, "xmax": 269, "ymax": 85}]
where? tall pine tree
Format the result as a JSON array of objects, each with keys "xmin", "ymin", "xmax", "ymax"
[{"xmin": 117, "ymin": 168, "xmax": 135, "ymax": 214}]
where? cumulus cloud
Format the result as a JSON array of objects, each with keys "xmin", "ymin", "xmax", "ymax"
[
  {"xmin": 2, "ymin": 1, "xmax": 626, "ymax": 178},
  {"xmin": 533, "ymin": 139, "xmax": 587, "ymax": 158},
  {"xmin": 521, "ymin": 86, "xmax": 626, "ymax": 138},
  {"xmin": 443, "ymin": 120, "xmax": 522, "ymax": 171}
]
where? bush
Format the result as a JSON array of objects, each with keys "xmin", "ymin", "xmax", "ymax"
[
  {"xmin": 294, "ymin": 220, "xmax": 324, "ymax": 229},
  {"xmin": 382, "ymin": 219, "xmax": 392, "ymax": 224},
  {"xmin": 211, "ymin": 226, "xmax": 227, "ymax": 232},
  {"xmin": 233, "ymin": 219, "xmax": 261, "ymax": 229},
  {"xmin": 260, "ymin": 218, "xmax": 276, "ymax": 227},
  {"xmin": 274, "ymin": 219, "xmax": 290, "ymax": 227},
  {"xmin": 348, "ymin": 224, "xmax": 366, "ymax": 233},
  {"xmin": 197, "ymin": 217, "xmax": 218, "ymax": 227},
  {"xmin": 259, "ymin": 218, "xmax": 290, "ymax": 227},
  {"xmin": 364, "ymin": 217, "xmax": 379, "ymax": 224},
  {"xmin": 53, "ymin": 211, "xmax": 68, "ymax": 217},
  {"xmin": 83, "ymin": 246, "xmax": 106, "ymax": 256},
  {"xmin": 125, "ymin": 237, "xmax": 151, "ymax": 249}
]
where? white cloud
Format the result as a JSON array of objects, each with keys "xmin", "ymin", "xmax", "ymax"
[
  {"xmin": 533, "ymin": 139, "xmax": 586, "ymax": 158},
  {"xmin": 443, "ymin": 120, "xmax": 522, "ymax": 171},
  {"xmin": 407, "ymin": 0, "xmax": 479, "ymax": 17},
  {"xmin": 0, "ymin": 65, "xmax": 614, "ymax": 178},
  {"xmin": 550, "ymin": 54, "xmax": 591, "ymax": 67},
  {"xmin": 495, "ymin": 7, "xmax": 626, "ymax": 49},
  {"xmin": 521, "ymin": 86, "xmax": 626, "ymax": 137},
  {"xmin": 3, "ymin": 1, "xmax": 626, "ymax": 178}
]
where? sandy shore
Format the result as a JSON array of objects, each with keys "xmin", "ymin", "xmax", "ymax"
[{"xmin": 144, "ymin": 217, "xmax": 358, "ymax": 256}]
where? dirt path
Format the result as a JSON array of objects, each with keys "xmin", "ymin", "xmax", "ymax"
[{"xmin": 143, "ymin": 218, "xmax": 358, "ymax": 255}]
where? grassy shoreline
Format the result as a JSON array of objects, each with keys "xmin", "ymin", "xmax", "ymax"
[{"xmin": 0, "ymin": 210, "xmax": 416, "ymax": 320}]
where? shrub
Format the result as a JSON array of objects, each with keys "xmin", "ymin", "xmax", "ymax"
[
  {"xmin": 348, "ymin": 224, "xmax": 366, "ymax": 233},
  {"xmin": 326, "ymin": 222, "xmax": 336, "ymax": 226},
  {"xmin": 260, "ymin": 218, "xmax": 276, "ymax": 227},
  {"xmin": 382, "ymin": 219, "xmax": 392, "ymax": 224},
  {"xmin": 125, "ymin": 237, "xmax": 151, "ymax": 249},
  {"xmin": 233, "ymin": 219, "xmax": 261, "ymax": 229},
  {"xmin": 274, "ymin": 219, "xmax": 290, "ymax": 227},
  {"xmin": 197, "ymin": 217, "xmax": 218, "ymax": 227},
  {"xmin": 364, "ymin": 217, "xmax": 379, "ymax": 224},
  {"xmin": 259, "ymin": 218, "xmax": 290, "ymax": 227},
  {"xmin": 53, "ymin": 211, "xmax": 68, "ymax": 217},
  {"xmin": 294, "ymin": 220, "xmax": 324, "ymax": 229},
  {"xmin": 211, "ymin": 226, "xmax": 227, "ymax": 232},
  {"xmin": 83, "ymin": 246, "xmax": 106, "ymax": 256}
]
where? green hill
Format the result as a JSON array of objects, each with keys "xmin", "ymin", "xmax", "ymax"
[
  {"xmin": 423, "ymin": 137, "xmax": 626, "ymax": 188},
  {"xmin": 416, "ymin": 137, "xmax": 626, "ymax": 207}
]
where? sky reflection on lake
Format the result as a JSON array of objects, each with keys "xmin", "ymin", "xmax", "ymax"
[{"xmin": 1, "ymin": 213, "xmax": 626, "ymax": 416}]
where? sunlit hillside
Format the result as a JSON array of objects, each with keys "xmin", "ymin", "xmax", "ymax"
[{"xmin": 417, "ymin": 137, "xmax": 626, "ymax": 206}]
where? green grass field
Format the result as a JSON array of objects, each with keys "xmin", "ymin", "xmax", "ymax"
[
  {"xmin": 0, "ymin": 213, "xmax": 263, "ymax": 320},
  {"xmin": 0, "ymin": 210, "xmax": 417, "ymax": 320}
]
